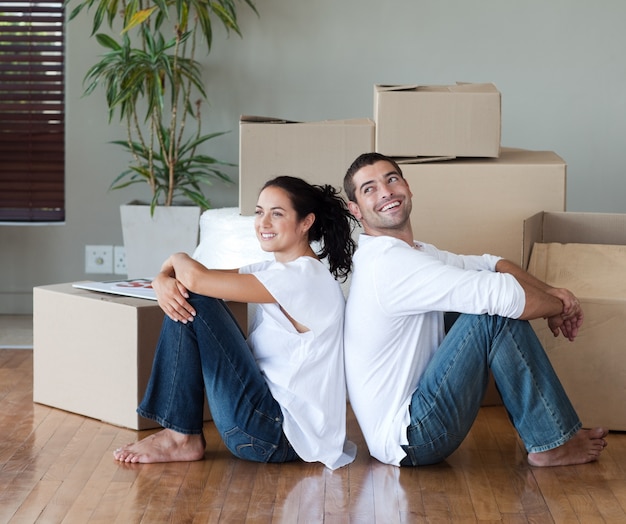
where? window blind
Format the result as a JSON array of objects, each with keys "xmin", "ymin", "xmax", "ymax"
[{"xmin": 0, "ymin": 0, "xmax": 65, "ymax": 222}]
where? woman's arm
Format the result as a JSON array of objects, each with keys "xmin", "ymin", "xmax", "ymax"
[{"xmin": 152, "ymin": 253, "xmax": 275, "ymax": 323}]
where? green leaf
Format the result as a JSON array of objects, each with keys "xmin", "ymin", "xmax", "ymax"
[
  {"xmin": 122, "ymin": 7, "xmax": 158, "ymax": 34},
  {"xmin": 94, "ymin": 33, "xmax": 121, "ymax": 51}
]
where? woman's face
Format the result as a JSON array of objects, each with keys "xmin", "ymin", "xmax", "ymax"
[{"xmin": 254, "ymin": 186, "xmax": 312, "ymax": 259}]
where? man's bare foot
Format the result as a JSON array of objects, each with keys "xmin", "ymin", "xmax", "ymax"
[
  {"xmin": 113, "ymin": 428, "xmax": 206, "ymax": 464},
  {"xmin": 527, "ymin": 427, "xmax": 608, "ymax": 467}
]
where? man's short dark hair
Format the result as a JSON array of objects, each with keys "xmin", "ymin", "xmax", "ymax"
[{"xmin": 343, "ymin": 152, "xmax": 404, "ymax": 202}]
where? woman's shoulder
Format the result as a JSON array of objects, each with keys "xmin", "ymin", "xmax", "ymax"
[{"xmin": 250, "ymin": 256, "xmax": 337, "ymax": 287}]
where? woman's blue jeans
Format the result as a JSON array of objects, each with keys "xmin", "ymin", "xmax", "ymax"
[
  {"xmin": 138, "ymin": 293, "xmax": 299, "ymax": 463},
  {"xmin": 401, "ymin": 314, "xmax": 581, "ymax": 466}
]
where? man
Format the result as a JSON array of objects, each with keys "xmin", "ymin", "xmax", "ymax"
[{"xmin": 342, "ymin": 152, "xmax": 608, "ymax": 467}]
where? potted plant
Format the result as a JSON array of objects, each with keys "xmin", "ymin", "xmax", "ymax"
[{"xmin": 66, "ymin": 0, "xmax": 258, "ymax": 277}]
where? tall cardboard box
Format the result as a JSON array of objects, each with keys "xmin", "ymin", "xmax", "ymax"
[
  {"xmin": 524, "ymin": 211, "xmax": 626, "ymax": 430},
  {"xmin": 404, "ymin": 148, "xmax": 566, "ymax": 265},
  {"xmin": 239, "ymin": 116, "xmax": 375, "ymax": 215},
  {"xmin": 33, "ymin": 283, "xmax": 247, "ymax": 430},
  {"xmin": 374, "ymin": 83, "xmax": 501, "ymax": 158}
]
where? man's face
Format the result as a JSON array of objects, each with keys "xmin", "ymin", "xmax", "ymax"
[{"xmin": 348, "ymin": 160, "xmax": 413, "ymax": 235}]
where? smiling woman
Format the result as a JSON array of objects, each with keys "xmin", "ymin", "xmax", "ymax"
[
  {"xmin": 113, "ymin": 176, "xmax": 359, "ymax": 470},
  {"xmin": 0, "ymin": 0, "xmax": 65, "ymax": 223}
]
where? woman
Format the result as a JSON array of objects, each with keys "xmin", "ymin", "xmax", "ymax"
[{"xmin": 113, "ymin": 176, "xmax": 358, "ymax": 470}]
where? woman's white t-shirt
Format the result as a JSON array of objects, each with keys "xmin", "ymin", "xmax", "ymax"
[{"xmin": 240, "ymin": 256, "xmax": 356, "ymax": 470}]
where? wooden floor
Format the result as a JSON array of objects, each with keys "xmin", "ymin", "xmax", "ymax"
[{"xmin": 2, "ymin": 349, "xmax": 626, "ymax": 523}]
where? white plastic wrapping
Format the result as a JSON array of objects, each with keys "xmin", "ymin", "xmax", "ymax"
[{"xmin": 192, "ymin": 207, "xmax": 273, "ymax": 269}]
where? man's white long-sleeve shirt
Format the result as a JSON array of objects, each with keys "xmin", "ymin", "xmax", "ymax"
[{"xmin": 344, "ymin": 234, "xmax": 526, "ymax": 466}]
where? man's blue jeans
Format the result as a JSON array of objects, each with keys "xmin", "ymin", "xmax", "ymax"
[
  {"xmin": 401, "ymin": 314, "xmax": 581, "ymax": 466},
  {"xmin": 138, "ymin": 293, "xmax": 299, "ymax": 463}
]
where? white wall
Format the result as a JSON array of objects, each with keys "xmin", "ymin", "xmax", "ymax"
[{"xmin": 2, "ymin": 0, "xmax": 625, "ymax": 313}]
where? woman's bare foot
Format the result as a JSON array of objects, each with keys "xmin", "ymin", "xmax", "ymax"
[
  {"xmin": 113, "ymin": 429, "xmax": 206, "ymax": 464},
  {"xmin": 527, "ymin": 427, "xmax": 608, "ymax": 467}
]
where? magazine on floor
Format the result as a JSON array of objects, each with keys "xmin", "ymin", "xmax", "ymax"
[{"xmin": 72, "ymin": 278, "xmax": 157, "ymax": 300}]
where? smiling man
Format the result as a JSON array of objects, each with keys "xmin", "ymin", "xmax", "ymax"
[{"xmin": 342, "ymin": 152, "xmax": 608, "ymax": 468}]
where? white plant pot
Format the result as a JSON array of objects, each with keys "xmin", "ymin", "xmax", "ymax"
[{"xmin": 120, "ymin": 203, "xmax": 201, "ymax": 279}]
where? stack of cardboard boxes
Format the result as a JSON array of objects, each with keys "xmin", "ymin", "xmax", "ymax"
[
  {"xmin": 239, "ymin": 83, "xmax": 626, "ymax": 428},
  {"xmin": 239, "ymin": 82, "xmax": 568, "ymax": 407},
  {"xmin": 239, "ymin": 83, "xmax": 566, "ymax": 265}
]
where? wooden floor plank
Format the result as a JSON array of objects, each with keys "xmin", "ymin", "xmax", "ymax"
[
  {"xmin": 241, "ymin": 463, "xmax": 279, "ymax": 523},
  {"xmin": 191, "ymin": 441, "xmax": 237, "ymax": 523},
  {"xmin": 3, "ymin": 349, "xmax": 626, "ymax": 523},
  {"xmin": 323, "ymin": 464, "xmax": 350, "ymax": 522},
  {"xmin": 113, "ymin": 464, "xmax": 164, "ymax": 523},
  {"xmin": 267, "ymin": 460, "xmax": 307, "ymax": 523},
  {"xmin": 289, "ymin": 463, "xmax": 327, "ymax": 523},
  {"xmin": 397, "ymin": 467, "xmax": 425, "ymax": 522},
  {"xmin": 371, "ymin": 461, "xmax": 403, "ymax": 523},
  {"xmin": 5, "ymin": 479, "xmax": 61, "ymax": 524}
]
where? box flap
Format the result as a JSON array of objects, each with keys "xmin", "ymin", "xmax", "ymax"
[
  {"xmin": 240, "ymin": 115, "xmax": 298, "ymax": 124},
  {"xmin": 396, "ymin": 156, "xmax": 456, "ymax": 164},
  {"xmin": 523, "ymin": 211, "xmax": 626, "ymax": 269},
  {"xmin": 375, "ymin": 84, "xmax": 422, "ymax": 93},
  {"xmin": 240, "ymin": 115, "xmax": 373, "ymax": 127},
  {"xmin": 376, "ymin": 84, "xmax": 456, "ymax": 93},
  {"xmin": 528, "ymin": 242, "xmax": 626, "ymax": 300},
  {"xmin": 375, "ymin": 83, "xmax": 498, "ymax": 94},
  {"xmin": 452, "ymin": 82, "xmax": 499, "ymax": 93},
  {"xmin": 306, "ymin": 118, "xmax": 375, "ymax": 126},
  {"xmin": 522, "ymin": 212, "xmax": 546, "ymax": 269},
  {"xmin": 542, "ymin": 212, "xmax": 626, "ymax": 245}
]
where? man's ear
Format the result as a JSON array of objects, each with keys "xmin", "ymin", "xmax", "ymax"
[
  {"xmin": 404, "ymin": 178, "xmax": 413, "ymax": 200},
  {"xmin": 347, "ymin": 201, "xmax": 362, "ymax": 220}
]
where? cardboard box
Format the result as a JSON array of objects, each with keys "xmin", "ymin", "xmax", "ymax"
[
  {"xmin": 374, "ymin": 83, "xmax": 501, "ymax": 158},
  {"xmin": 239, "ymin": 116, "xmax": 375, "ymax": 215},
  {"xmin": 524, "ymin": 211, "xmax": 626, "ymax": 430},
  {"xmin": 405, "ymin": 148, "xmax": 566, "ymax": 265},
  {"xmin": 33, "ymin": 283, "xmax": 247, "ymax": 430}
]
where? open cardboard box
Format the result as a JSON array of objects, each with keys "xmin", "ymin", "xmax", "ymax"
[
  {"xmin": 374, "ymin": 83, "xmax": 501, "ymax": 158},
  {"xmin": 524, "ymin": 211, "xmax": 626, "ymax": 430}
]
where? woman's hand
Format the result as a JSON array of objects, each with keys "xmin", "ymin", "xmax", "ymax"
[{"xmin": 152, "ymin": 272, "xmax": 196, "ymax": 324}]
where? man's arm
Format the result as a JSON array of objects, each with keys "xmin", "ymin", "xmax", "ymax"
[{"xmin": 495, "ymin": 259, "xmax": 583, "ymax": 341}]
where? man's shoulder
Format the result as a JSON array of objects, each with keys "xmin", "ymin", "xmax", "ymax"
[
  {"xmin": 357, "ymin": 234, "xmax": 413, "ymax": 250},
  {"xmin": 356, "ymin": 235, "xmax": 428, "ymax": 261}
]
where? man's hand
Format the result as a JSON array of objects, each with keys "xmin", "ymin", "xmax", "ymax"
[
  {"xmin": 152, "ymin": 272, "xmax": 196, "ymax": 324},
  {"xmin": 546, "ymin": 288, "xmax": 583, "ymax": 341},
  {"xmin": 547, "ymin": 287, "xmax": 581, "ymax": 318}
]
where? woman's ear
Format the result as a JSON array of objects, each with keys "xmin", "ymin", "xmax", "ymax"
[{"xmin": 301, "ymin": 212, "xmax": 316, "ymax": 233}]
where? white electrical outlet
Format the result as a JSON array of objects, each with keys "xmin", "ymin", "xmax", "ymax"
[
  {"xmin": 114, "ymin": 245, "xmax": 127, "ymax": 275},
  {"xmin": 85, "ymin": 245, "xmax": 113, "ymax": 274}
]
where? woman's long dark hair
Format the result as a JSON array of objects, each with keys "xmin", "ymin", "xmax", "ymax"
[{"xmin": 261, "ymin": 176, "xmax": 358, "ymax": 281}]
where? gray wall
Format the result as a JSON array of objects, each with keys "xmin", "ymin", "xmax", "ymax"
[{"xmin": 2, "ymin": 0, "xmax": 625, "ymax": 314}]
